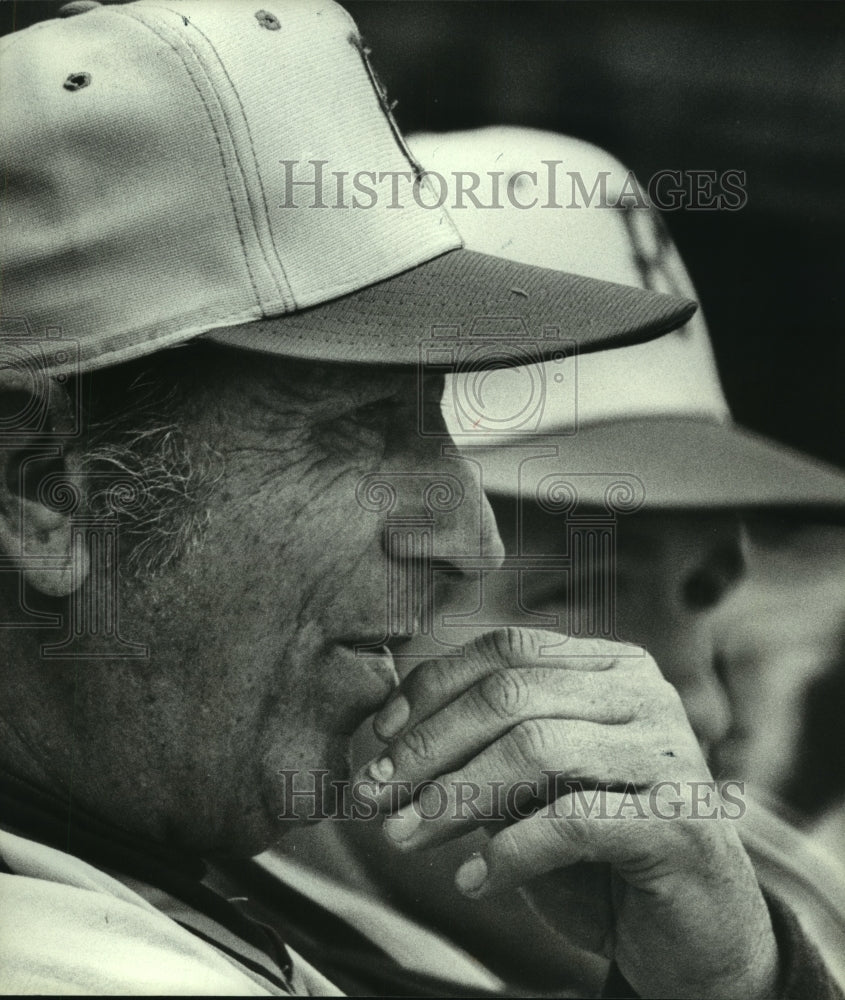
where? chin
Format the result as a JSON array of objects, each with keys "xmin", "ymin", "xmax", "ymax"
[{"xmin": 257, "ymin": 732, "xmax": 353, "ymax": 834}]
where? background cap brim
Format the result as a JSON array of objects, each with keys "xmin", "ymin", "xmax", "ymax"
[
  {"xmin": 205, "ymin": 247, "xmax": 696, "ymax": 369},
  {"xmin": 474, "ymin": 417, "xmax": 845, "ymax": 515}
]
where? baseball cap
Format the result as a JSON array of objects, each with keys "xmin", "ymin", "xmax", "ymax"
[
  {"xmin": 0, "ymin": 0, "xmax": 695, "ymax": 378},
  {"xmin": 410, "ymin": 127, "xmax": 845, "ymax": 513}
]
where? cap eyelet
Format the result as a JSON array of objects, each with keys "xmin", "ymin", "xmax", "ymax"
[
  {"xmin": 255, "ymin": 10, "xmax": 280, "ymax": 31},
  {"xmin": 63, "ymin": 72, "xmax": 92, "ymax": 92}
]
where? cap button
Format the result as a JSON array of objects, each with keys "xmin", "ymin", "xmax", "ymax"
[
  {"xmin": 58, "ymin": 1, "xmax": 102, "ymax": 16},
  {"xmin": 254, "ymin": 10, "xmax": 281, "ymax": 31},
  {"xmin": 63, "ymin": 71, "xmax": 92, "ymax": 91}
]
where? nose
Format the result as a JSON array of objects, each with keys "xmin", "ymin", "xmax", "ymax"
[
  {"xmin": 638, "ymin": 597, "xmax": 732, "ymax": 748},
  {"xmin": 358, "ymin": 379, "xmax": 505, "ymax": 644},
  {"xmin": 369, "ymin": 448, "xmax": 505, "ymax": 575},
  {"xmin": 664, "ymin": 522, "xmax": 747, "ymax": 748},
  {"xmin": 673, "ymin": 639, "xmax": 735, "ymax": 750},
  {"xmin": 619, "ymin": 515, "xmax": 747, "ymax": 750},
  {"xmin": 376, "ymin": 374, "xmax": 506, "ymax": 576},
  {"xmin": 366, "ymin": 451, "xmax": 503, "ymax": 644},
  {"xmin": 431, "ymin": 453, "xmax": 506, "ymax": 574}
]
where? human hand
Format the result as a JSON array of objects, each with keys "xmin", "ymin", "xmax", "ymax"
[{"xmin": 361, "ymin": 627, "xmax": 779, "ymax": 999}]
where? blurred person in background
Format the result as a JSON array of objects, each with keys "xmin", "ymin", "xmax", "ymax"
[
  {"xmin": 715, "ymin": 522, "xmax": 845, "ymax": 864},
  {"xmin": 789, "ymin": 621, "xmax": 845, "ymax": 864},
  {"xmin": 278, "ymin": 126, "xmax": 845, "ymax": 995}
]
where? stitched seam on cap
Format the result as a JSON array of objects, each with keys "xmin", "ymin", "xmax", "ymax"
[
  {"xmin": 181, "ymin": 21, "xmax": 295, "ymax": 311},
  {"xmin": 157, "ymin": 13, "xmax": 294, "ymax": 312},
  {"xmin": 110, "ymin": 5, "xmax": 265, "ymax": 309},
  {"xmin": 346, "ymin": 29, "xmax": 463, "ymax": 246}
]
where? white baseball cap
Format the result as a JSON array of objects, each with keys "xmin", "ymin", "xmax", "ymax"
[
  {"xmin": 410, "ymin": 126, "xmax": 845, "ymax": 512},
  {"xmin": 0, "ymin": 1, "xmax": 695, "ymax": 378}
]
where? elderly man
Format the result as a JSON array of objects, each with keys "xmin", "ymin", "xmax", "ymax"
[{"xmin": 0, "ymin": 3, "xmax": 833, "ymax": 997}]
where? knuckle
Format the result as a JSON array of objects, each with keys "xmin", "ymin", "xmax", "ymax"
[
  {"xmin": 404, "ymin": 657, "xmax": 451, "ymax": 704},
  {"xmin": 547, "ymin": 811, "xmax": 583, "ymax": 851},
  {"xmin": 637, "ymin": 679, "xmax": 686, "ymax": 727},
  {"xmin": 627, "ymin": 677, "xmax": 683, "ymax": 724},
  {"xmin": 476, "ymin": 669, "xmax": 531, "ymax": 721},
  {"xmin": 613, "ymin": 674, "xmax": 657, "ymax": 720},
  {"xmin": 473, "ymin": 626, "xmax": 539, "ymax": 665},
  {"xmin": 396, "ymin": 722, "xmax": 436, "ymax": 764},
  {"xmin": 621, "ymin": 647, "xmax": 667, "ymax": 685}
]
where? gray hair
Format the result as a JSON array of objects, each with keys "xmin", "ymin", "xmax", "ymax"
[{"xmin": 74, "ymin": 344, "xmax": 224, "ymax": 578}]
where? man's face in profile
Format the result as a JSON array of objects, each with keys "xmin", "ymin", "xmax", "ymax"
[{"xmin": 21, "ymin": 350, "xmax": 501, "ymax": 857}]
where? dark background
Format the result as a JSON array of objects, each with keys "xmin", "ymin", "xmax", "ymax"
[{"xmin": 3, "ymin": 0, "xmax": 844, "ymax": 468}]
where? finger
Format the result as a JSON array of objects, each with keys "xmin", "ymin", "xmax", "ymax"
[
  {"xmin": 455, "ymin": 785, "xmax": 744, "ymax": 898},
  {"xmin": 454, "ymin": 791, "xmax": 655, "ymax": 898},
  {"xmin": 451, "ymin": 791, "xmax": 778, "ymax": 1000},
  {"xmin": 381, "ymin": 719, "xmax": 668, "ymax": 846},
  {"xmin": 364, "ymin": 651, "xmax": 681, "ymax": 794},
  {"xmin": 374, "ymin": 628, "xmax": 645, "ymax": 740},
  {"xmin": 366, "ymin": 666, "xmax": 659, "ymax": 792}
]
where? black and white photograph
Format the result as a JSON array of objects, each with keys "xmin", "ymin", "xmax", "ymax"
[{"xmin": 1, "ymin": 1, "xmax": 844, "ymax": 996}]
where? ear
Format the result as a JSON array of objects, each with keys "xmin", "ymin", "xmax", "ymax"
[{"xmin": 0, "ymin": 372, "xmax": 90, "ymax": 597}]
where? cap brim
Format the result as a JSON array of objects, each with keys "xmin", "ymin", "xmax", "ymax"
[
  {"xmin": 474, "ymin": 417, "xmax": 845, "ymax": 515},
  {"xmin": 205, "ymin": 247, "xmax": 696, "ymax": 369}
]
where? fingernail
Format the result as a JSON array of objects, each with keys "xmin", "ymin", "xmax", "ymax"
[
  {"xmin": 384, "ymin": 805, "xmax": 421, "ymax": 843},
  {"xmin": 455, "ymin": 854, "xmax": 488, "ymax": 896},
  {"xmin": 366, "ymin": 756, "xmax": 394, "ymax": 783},
  {"xmin": 374, "ymin": 696, "xmax": 410, "ymax": 740}
]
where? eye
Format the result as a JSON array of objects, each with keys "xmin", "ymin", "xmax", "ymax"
[
  {"xmin": 316, "ymin": 394, "xmax": 404, "ymax": 457},
  {"xmin": 682, "ymin": 544, "xmax": 746, "ymax": 612},
  {"xmin": 682, "ymin": 570, "xmax": 726, "ymax": 612}
]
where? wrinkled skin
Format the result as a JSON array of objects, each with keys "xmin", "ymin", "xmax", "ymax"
[
  {"xmin": 0, "ymin": 351, "xmax": 501, "ymax": 856},
  {"xmin": 366, "ymin": 626, "xmax": 774, "ymax": 999}
]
